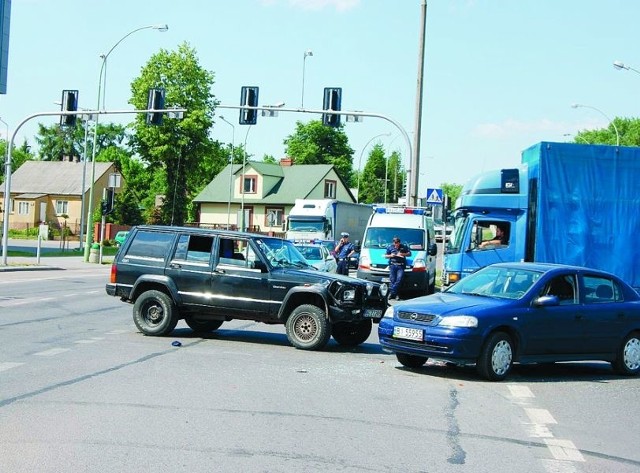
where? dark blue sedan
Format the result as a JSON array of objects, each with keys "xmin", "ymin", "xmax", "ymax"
[{"xmin": 378, "ymin": 262, "xmax": 640, "ymax": 381}]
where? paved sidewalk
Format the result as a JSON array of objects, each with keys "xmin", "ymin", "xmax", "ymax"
[{"xmin": 0, "ymin": 255, "xmax": 112, "ymax": 272}]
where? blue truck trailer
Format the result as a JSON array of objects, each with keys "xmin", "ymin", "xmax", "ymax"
[{"xmin": 443, "ymin": 141, "xmax": 640, "ymax": 289}]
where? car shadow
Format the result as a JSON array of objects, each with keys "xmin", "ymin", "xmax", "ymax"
[
  {"xmin": 394, "ymin": 359, "xmax": 632, "ymax": 383},
  {"xmin": 167, "ymin": 326, "xmax": 387, "ymax": 354}
]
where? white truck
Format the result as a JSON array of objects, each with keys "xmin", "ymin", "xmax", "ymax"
[{"xmin": 285, "ymin": 199, "xmax": 372, "ymax": 244}]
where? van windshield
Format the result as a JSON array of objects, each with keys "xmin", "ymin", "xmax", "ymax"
[{"xmin": 363, "ymin": 228, "xmax": 425, "ymax": 250}]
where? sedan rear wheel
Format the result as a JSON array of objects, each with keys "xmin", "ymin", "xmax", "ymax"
[
  {"xmin": 612, "ymin": 332, "xmax": 640, "ymax": 376},
  {"xmin": 477, "ymin": 332, "xmax": 513, "ymax": 381}
]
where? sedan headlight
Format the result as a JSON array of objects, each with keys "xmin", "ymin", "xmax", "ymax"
[
  {"xmin": 438, "ymin": 315, "xmax": 478, "ymax": 328},
  {"xmin": 383, "ymin": 306, "xmax": 394, "ymax": 318}
]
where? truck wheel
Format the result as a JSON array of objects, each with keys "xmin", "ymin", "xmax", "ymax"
[
  {"xmin": 184, "ymin": 316, "xmax": 223, "ymax": 333},
  {"xmin": 612, "ymin": 332, "xmax": 640, "ymax": 376},
  {"xmin": 332, "ymin": 320, "xmax": 372, "ymax": 347},
  {"xmin": 476, "ymin": 332, "xmax": 513, "ymax": 381},
  {"xmin": 133, "ymin": 290, "xmax": 179, "ymax": 336},
  {"xmin": 396, "ymin": 353, "xmax": 428, "ymax": 368},
  {"xmin": 286, "ymin": 304, "xmax": 331, "ymax": 351}
]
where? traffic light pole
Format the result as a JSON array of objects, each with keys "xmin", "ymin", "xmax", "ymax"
[
  {"xmin": 216, "ymin": 104, "xmax": 414, "ymax": 202},
  {"xmin": 1, "ymin": 107, "xmax": 185, "ymax": 266}
]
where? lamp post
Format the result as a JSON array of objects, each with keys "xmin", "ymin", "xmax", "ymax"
[
  {"xmin": 570, "ymin": 103, "xmax": 620, "ymax": 146},
  {"xmin": 356, "ymin": 132, "xmax": 391, "ymax": 203},
  {"xmin": 219, "ymin": 115, "xmax": 235, "ymax": 229},
  {"xmin": 613, "ymin": 60, "xmax": 640, "ymax": 76},
  {"xmin": 301, "ymin": 50, "xmax": 313, "ymax": 108},
  {"xmin": 239, "ymin": 125, "xmax": 253, "ymax": 231},
  {"xmin": 83, "ymin": 23, "xmax": 168, "ymax": 262}
]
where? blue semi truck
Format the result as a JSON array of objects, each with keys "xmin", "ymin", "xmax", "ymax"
[{"xmin": 443, "ymin": 141, "xmax": 640, "ymax": 290}]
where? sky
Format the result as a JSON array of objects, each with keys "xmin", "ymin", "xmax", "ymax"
[{"xmin": 1, "ymin": 0, "xmax": 639, "ymax": 199}]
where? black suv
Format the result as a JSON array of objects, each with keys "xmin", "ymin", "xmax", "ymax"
[{"xmin": 106, "ymin": 226, "xmax": 388, "ymax": 350}]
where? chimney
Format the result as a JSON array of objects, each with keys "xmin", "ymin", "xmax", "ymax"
[{"xmin": 279, "ymin": 157, "xmax": 293, "ymax": 166}]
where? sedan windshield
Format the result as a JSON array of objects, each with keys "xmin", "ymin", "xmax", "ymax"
[{"xmin": 446, "ymin": 266, "xmax": 542, "ymax": 299}]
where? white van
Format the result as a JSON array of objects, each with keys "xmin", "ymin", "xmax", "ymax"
[{"xmin": 356, "ymin": 207, "xmax": 438, "ymax": 295}]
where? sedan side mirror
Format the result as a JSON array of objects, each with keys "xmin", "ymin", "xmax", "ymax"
[{"xmin": 533, "ymin": 295, "xmax": 559, "ymax": 307}]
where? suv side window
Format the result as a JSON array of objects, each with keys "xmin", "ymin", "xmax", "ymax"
[
  {"xmin": 218, "ymin": 237, "xmax": 257, "ymax": 269},
  {"xmin": 173, "ymin": 234, "xmax": 213, "ymax": 265},
  {"xmin": 127, "ymin": 230, "xmax": 175, "ymax": 260}
]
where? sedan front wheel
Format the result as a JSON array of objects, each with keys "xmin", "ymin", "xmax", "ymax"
[{"xmin": 477, "ymin": 332, "xmax": 513, "ymax": 381}]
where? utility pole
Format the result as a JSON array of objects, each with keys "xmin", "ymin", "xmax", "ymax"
[{"xmin": 409, "ymin": 0, "xmax": 427, "ymax": 206}]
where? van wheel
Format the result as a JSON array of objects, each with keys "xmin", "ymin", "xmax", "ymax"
[
  {"xmin": 286, "ymin": 304, "xmax": 330, "ymax": 350},
  {"xmin": 133, "ymin": 290, "xmax": 179, "ymax": 336},
  {"xmin": 332, "ymin": 320, "xmax": 372, "ymax": 347},
  {"xmin": 184, "ymin": 316, "xmax": 224, "ymax": 333}
]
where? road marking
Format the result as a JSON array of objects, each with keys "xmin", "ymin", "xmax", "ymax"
[
  {"xmin": 0, "ymin": 362, "xmax": 24, "ymax": 372},
  {"xmin": 33, "ymin": 348, "xmax": 71, "ymax": 357},
  {"xmin": 105, "ymin": 329, "xmax": 129, "ymax": 334},
  {"xmin": 544, "ymin": 439, "xmax": 585, "ymax": 462},
  {"xmin": 74, "ymin": 337, "xmax": 105, "ymax": 344},
  {"xmin": 508, "ymin": 385, "xmax": 534, "ymax": 399},
  {"xmin": 525, "ymin": 408, "xmax": 557, "ymax": 425},
  {"xmin": 540, "ymin": 459, "xmax": 580, "ymax": 473}
]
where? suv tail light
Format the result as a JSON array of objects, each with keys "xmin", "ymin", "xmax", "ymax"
[{"xmin": 110, "ymin": 263, "xmax": 117, "ymax": 283}]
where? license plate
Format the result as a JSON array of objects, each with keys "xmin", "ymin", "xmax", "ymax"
[
  {"xmin": 393, "ymin": 326, "xmax": 423, "ymax": 342},
  {"xmin": 364, "ymin": 309, "xmax": 383, "ymax": 318}
]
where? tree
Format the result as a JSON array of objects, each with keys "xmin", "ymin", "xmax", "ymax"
[
  {"xmin": 357, "ymin": 143, "xmax": 386, "ymax": 204},
  {"xmin": 575, "ymin": 117, "xmax": 640, "ymax": 146},
  {"xmin": 440, "ymin": 182, "xmax": 463, "ymax": 210},
  {"xmin": 0, "ymin": 139, "xmax": 34, "ymax": 180},
  {"xmin": 386, "ymin": 150, "xmax": 405, "ymax": 203},
  {"xmin": 129, "ymin": 42, "xmax": 218, "ymax": 226},
  {"xmin": 283, "ymin": 120, "xmax": 354, "ymax": 185}
]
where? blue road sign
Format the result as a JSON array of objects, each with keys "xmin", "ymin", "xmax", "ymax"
[{"xmin": 426, "ymin": 188, "xmax": 443, "ymax": 204}]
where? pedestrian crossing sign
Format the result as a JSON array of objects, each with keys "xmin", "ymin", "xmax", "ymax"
[{"xmin": 426, "ymin": 188, "xmax": 443, "ymax": 204}]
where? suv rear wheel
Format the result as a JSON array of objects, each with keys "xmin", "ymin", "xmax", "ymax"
[
  {"xmin": 133, "ymin": 290, "xmax": 179, "ymax": 336},
  {"xmin": 286, "ymin": 304, "xmax": 331, "ymax": 351}
]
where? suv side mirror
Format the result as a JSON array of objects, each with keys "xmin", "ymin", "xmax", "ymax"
[{"xmin": 253, "ymin": 260, "xmax": 268, "ymax": 272}]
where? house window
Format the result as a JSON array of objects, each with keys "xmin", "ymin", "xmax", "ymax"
[
  {"xmin": 18, "ymin": 202, "xmax": 29, "ymax": 215},
  {"xmin": 324, "ymin": 180, "xmax": 337, "ymax": 199},
  {"xmin": 56, "ymin": 200, "xmax": 69, "ymax": 215},
  {"xmin": 241, "ymin": 175, "xmax": 257, "ymax": 194},
  {"xmin": 265, "ymin": 207, "xmax": 284, "ymax": 227}
]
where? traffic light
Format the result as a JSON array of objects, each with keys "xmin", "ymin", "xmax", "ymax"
[
  {"xmin": 60, "ymin": 89, "xmax": 79, "ymax": 127},
  {"xmin": 101, "ymin": 189, "xmax": 114, "ymax": 216},
  {"xmin": 146, "ymin": 88, "xmax": 165, "ymax": 125},
  {"xmin": 322, "ymin": 87, "xmax": 342, "ymax": 127},
  {"xmin": 239, "ymin": 86, "xmax": 259, "ymax": 125}
]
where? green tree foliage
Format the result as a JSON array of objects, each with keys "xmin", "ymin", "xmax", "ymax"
[
  {"xmin": 0, "ymin": 139, "xmax": 33, "ymax": 180},
  {"xmin": 283, "ymin": 120, "xmax": 354, "ymax": 185},
  {"xmin": 386, "ymin": 150, "xmax": 404, "ymax": 203},
  {"xmin": 129, "ymin": 42, "xmax": 218, "ymax": 226},
  {"xmin": 440, "ymin": 182, "xmax": 463, "ymax": 209},
  {"xmin": 358, "ymin": 143, "xmax": 386, "ymax": 204},
  {"xmin": 575, "ymin": 117, "xmax": 640, "ymax": 146}
]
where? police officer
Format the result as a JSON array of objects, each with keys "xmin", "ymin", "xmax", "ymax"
[
  {"xmin": 384, "ymin": 236, "xmax": 411, "ymax": 300},
  {"xmin": 335, "ymin": 232, "xmax": 355, "ymax": 275}
]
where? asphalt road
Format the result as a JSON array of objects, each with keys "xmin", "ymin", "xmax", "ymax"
[{"xmin": 1, "ymin": 264, "xmax": 639, "ymax": 472}]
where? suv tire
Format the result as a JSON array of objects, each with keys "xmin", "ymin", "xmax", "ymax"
[
  {"xmin": 133, "ymin": 290, "xmax": 179, "ymax": 336},
  {"xmin": 286, "ymin": 304, "xmax": 331, "ymax": 351},
  {"xmin": 185, "ymin": 316, "xmax": 224, "ymax": 333},
  {"xmin": 331, "ymin": 320, "xmax": 372, "ymax": 347}
]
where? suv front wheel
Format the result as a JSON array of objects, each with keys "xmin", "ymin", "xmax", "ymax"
[
  {"xmin": 133, "ymin": 290, "xmax": 179, "ymax": 336},
  {"xmin": 286, "ymin": 304, "xmax": 331, "ymax": 351}
]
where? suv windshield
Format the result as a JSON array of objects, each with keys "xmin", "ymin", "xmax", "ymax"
[{"xmin": 256, "ymin": 238, "xmax": 315, "ymax": 269}]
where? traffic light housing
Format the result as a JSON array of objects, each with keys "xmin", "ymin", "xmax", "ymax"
[
  {"xmin": 146, "ymin": 88, "xmax": 165, "ymax": 125},
  {"xmin": 322, "ymin": 87, "xmax": 342, "ymax": 127},
  {"xmin": 60, "ymin": 89, "xmax": 79, "ymax": 127},
  {"xmin": 239, "ymin": 86, "xmax": 259, "ymax": 125},
  {"xmin": 101, "ymin": 189, "xmax": 114, "ymax": 216}
]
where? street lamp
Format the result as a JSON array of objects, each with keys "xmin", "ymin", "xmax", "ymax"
[
  {"xmin": 570, "ymin": 103, "xmax": 620, "ymax": 146},
  {"xmin": 613, "ymin": 60, "xmax": 640, "ymax": 76},
  {"xmin": 239, "ymin": 125, "xmax": 253, "ymax": 231},
  {"xmin": 356, "ymin": 132, "xmax": 391, "ymax": 203},
  {"xmin": 219, "ymin": 116, "xmax": 235, "ymax": 229},
  {"xmin": 563, "ymin": 133, "xmax": 589, "ymax": 144},
  {"xmin": 83, "ymin": 24, "xmax": 168, "ymax": 262},
  {"xmin": 301, "ymin": 49, "xmax": 313, "ymax": 108}
]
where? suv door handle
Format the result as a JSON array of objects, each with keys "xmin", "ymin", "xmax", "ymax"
[
  {"xmin": 214, "ymin": 268, "xmax": 226, "ymax": 274},
  {"xmin": 169, "ymin": 262, "xmax": 182, "ymax": 269}
]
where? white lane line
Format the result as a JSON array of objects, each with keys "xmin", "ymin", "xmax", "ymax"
[
  {"xmin": 0, "ymin": 362, "xmax": 24, "ymax": 372},
  {"xmin": 508, "ymin": 385, "xmax": 535, "ymax": 399},
  {"xmin": 525, "ymin": 408, "xmax": 557, "ymax": 425},
  {"xmin": 544, "ymin": 439, "xmax": 585, "ymax": 462},
  {"xmin": 105, "ymin": 329, "xmax": 128, "ymax": 334},
  {"xmin": 33, "ymin": 348, "xmax": 71, "ymax": 357},
  {"xmin": 540, "ymin": 459, "xmax": 580, "ymax": 473},
  {"xmin": 73, "ymin": 337, "xmax": 105, "ymax": 344}
]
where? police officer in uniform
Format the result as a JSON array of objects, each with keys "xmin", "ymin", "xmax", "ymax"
[
  {"xmin": 384, "ymin": 236, "xmax": 411, "ymax": 300},
  {"xmin": 335, "ymin": 232, "xmax": 355, "ymax": 275}
]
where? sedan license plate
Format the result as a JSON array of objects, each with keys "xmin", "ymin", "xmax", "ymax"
[
  {"xmin": 364, "ymin": 309, "xmax": 383, "ymax": 318},
  {"xmin": 393, "ymin": 326, "xmax": 423, "ymax": 342}
]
